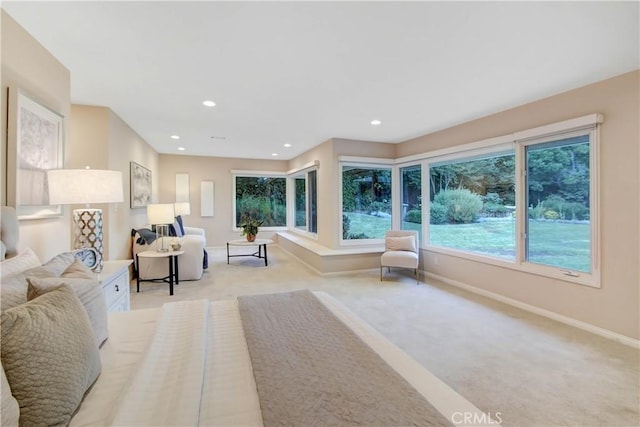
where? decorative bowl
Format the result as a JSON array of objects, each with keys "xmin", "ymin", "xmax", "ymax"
[{"xmin": 171, "ymin": 243, "xmax": 182, "ymax": 251}]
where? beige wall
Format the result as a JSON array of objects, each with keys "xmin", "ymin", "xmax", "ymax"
[
  {"xmin": 69, "ymin": 105, "xmax": 159, "ymax": 261},
  {"xmin": 287, "ymin": 139, "xmax": 336, "ymax": 247},
  {"xmin": 287, "ymin": 138, "xmax": 396, "ymax": 249},
  {"xmin": 1, "ymin": 10, "xmax": 71, "ymax": 262},
  {"xmin": 157, "ymin": 155, "xmax": 287, "ymax": 246},
  {"xmin": 107, "ymin": 110, "xmax": 159, "ymax": 259},
  {"xmin": 398, "ymin": 71, "xmax": 640, "ymax": 340}
]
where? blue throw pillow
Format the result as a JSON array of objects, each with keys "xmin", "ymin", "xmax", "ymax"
[
  {"xmin": 134, "ymin": 228, "xmax": 157, "ymax": 245},
  {"xmin": 175, "ymin": 215, "xmax": 185, "ymax": 235},
  {"xmin": 168, "ymin": 220, "xmax": 183, "ymax": 237}
]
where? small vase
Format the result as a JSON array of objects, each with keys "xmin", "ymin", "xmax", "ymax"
[{"xmin": 246, "ymin": 234, "xmax": 256, "ymax": 242}]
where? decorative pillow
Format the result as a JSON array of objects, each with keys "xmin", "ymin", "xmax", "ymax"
[
  {"xmin": 134, "ymin": 228, "xmax": 157, "ymax": 245},
  {"xmin": 62, "ymin": 258, "xmax": 95, "ymax": 279},
  {"xmin": 386, "ymin": 235, "xmax": 417, "ymax": 252},
  {"xmin": 27, "ymin": 276, "xmax": 108, "ymax": 348},
  {"xmin": 1, "ymin": 285, "xmax": 101, "ymax": 427},
  {"xmin": 0, "ymin": 274, "xmax": 30, "ymax": 312},
  {"xmin": 175, "ymin": 215, "xmax": 185, "ymax": 235},
  {"xmin": 0, "ymin": 248, "xmax": 41, "ymax": 280},
  {"xmin": 168, "ymin": 220, "xmax": 184, "ymax": 237},
  {"xmin": 1, "ymin": 363, "xmax": 19, "ymax": 427},
  {"xmin": 39, "ymin": 251, "xmax": 76, "ymax": 276}
]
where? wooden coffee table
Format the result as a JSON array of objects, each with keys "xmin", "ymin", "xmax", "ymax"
[{"xmin": 226, "ymin": 239, "xmax": 273, "ymax": 266}]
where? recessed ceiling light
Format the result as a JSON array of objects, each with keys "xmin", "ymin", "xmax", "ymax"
[
  {"xmin": 170, "ymin": 135, "xmax": 180, "ymax": 139},
  {"xmin": 202, "ymin": 100, "xmax": 216, "ymax": 107},
  {"xmin": 271, "ymin": 153, "xmax": 278, "ymax": 157},
  {"xmin": 177, "ymin": 147, "xmax": 186, "ymax": 151},
  {"xmin": 283, "ymin": 143, "xmax": 292, "ymax": 148},
  {"xmin": 210, "ymin": 136, "xmax": 226, "ymax": 140},
  {"xmin": 370, "ymin": 119, "xmax": 382, "ymax": 126}
]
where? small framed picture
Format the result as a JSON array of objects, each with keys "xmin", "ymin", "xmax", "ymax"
[{"xmin": 130, "ymin": 161, "xmax": 152, "ymax": 208}]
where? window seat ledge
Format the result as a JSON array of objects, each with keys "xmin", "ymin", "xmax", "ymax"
[{"xmin": 276, "ymin": 232, "xmax": 384, "ymax": 274}]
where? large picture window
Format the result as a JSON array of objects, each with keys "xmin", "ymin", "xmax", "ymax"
[
  {"xmin": 341, "ymin": 164, "xmax": 392, "ymax": 240},
  {"xmin": 428, "ymin": 151, "xmax": 516, "ymax": 260},
  {"xmin": 420, "ymin": 114, "xmax": 600, "ymax": 286},
  {"xmin": 525, "ymin": 132, "xmax": 592, "ymax": 273},
  {"xmin": 234, "ymin": 175, "xmax": 286, "ymax": 228}
]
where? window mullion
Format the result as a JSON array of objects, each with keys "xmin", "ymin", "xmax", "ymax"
[{"xmin": 515, "ymin": 144, "xmax": 527, "ymax": 265}]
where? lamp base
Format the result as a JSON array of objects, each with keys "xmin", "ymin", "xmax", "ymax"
[
  {"xmin": 73, "ymin": 208, "xmax": 104, "ymax": 272},
  {"xmin": 155, "ymin": 224, "xmax": 170, "ymax": 253}
]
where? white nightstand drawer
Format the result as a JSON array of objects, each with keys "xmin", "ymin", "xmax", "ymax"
[
  {"xmin": 108, "ymin": 294, "xmax": 129, "ymax": 313},
  {"xmin": 103, "ymin": 270, "xmax": 128, "ymax": 308},
  {"xmin": 95, "ymin": 260, "xmax": 132, "ymax": 313}
]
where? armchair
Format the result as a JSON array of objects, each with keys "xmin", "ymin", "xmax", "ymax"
[
  {"xmin": 380, "ymin": 230, "xmax": 419, "ymax": 284},
  {"xmin": 132, "ymin": 226, "xmax": 206, "ymax": 281}
]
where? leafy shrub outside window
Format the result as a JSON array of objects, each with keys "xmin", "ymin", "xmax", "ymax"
[
  {"xmin": 404, "ymin": 209, "xmax": 422, "ymax": 224},
  {"xmin": 429, "ymin": 203, "xmax": 447, "ymax": 225},
  {"xmin": 433, "ymin": 188, "xmax": 483, "ymax": 224}
]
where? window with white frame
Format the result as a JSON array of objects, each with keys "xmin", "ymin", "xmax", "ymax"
[
  {"xmin": 428, "ymin": 150, "xmax": 516, "ymax": 260},
  {"xmin": 234, "ymin": 173, "xmax": 286, "ymax": 228},
  {"xmin": 400, "ymin": 164, "xmax": 422, "ymax": 242},
  {"xmin": 341, "ymin": 163, "xmax": 392, "ymax": 241},
  {"xmin": 419, "ymin": 114, "xmax": 600, "ymax": 286},
  {"xmin": 291, "ymin": 169, "xmax": 317, "ymax": 234},
  {"xmin": 523, "ymin": 131, "xmax": 593, "ymax": 273}
]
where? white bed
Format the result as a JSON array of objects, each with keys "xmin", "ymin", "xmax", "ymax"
[{"xmin": 70, "ymin": 292, "xmax": 495, "ymax": 427}]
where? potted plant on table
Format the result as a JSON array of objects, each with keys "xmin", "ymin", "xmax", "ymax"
[{"xmin": 239, "ymin": 217, "xmax": 263, "ymax": 242}]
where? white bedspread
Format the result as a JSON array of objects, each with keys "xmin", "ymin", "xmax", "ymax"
[{"xmin": 72, "ymin": 292, "xmax": 496, "ymax": 426}]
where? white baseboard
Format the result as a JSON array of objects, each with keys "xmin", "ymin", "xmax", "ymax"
[{"xmin": 425, "ymin": 271, "xmax": 640, "ymax": 349}]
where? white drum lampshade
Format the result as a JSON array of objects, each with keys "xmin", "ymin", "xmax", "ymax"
[
  {"xmin": 47, "ymin": 168, "xmax": 124, "ymax": 272},
  {"xmin": 147, "ymin": 203, "xmax": 175, "ymax": 252},
  {"xmin": 174, "ymin": 202, "xmax": 191, "ymax": 216}
]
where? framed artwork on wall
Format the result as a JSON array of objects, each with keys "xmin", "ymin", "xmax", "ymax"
[
  {"xmin": 6, "ymin": 87, "xmax": 64, "ymax": 220},
  {"xmin": 130, "ymin": 161, "xmax": 152, "ymax": 208}
]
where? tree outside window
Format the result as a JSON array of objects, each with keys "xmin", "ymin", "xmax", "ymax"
[
  {"xmin": 235, "ymin": 176, "xmax": 286, "ymax": 227},
  {"xmin": 342, "ymin": 165, "xmax": 391, "ymax": 240}
]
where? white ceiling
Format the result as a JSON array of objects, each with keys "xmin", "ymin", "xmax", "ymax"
[{"xmin": 3, "ymin": 1, "xmax": 638, "ymax": 160}]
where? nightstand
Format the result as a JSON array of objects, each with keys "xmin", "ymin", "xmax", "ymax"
[{"xmin": 95, "ymin": 260, "xmax": 132, "ymax": 312}]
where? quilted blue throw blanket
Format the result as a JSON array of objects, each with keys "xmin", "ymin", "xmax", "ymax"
[{"xmin": 238, "ymin": 290, "xmax": 451, "ymax": 426}]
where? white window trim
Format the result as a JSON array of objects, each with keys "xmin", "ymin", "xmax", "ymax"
[
  {"xmin": 231, "ymin": 170, "xmax": 287, "ymax": 232},
  {"xmin": 517, "ymin": 126, "xmax": 600, "ymax": 287},
  {"xmin": 287, "ymin": 166, "xmax": 318, "ymax": 237},
  {"xmin": 287, "ymin": 160, "xmax": 319, "ymax": 175},
  {"xmin": 396, "ymin": 161, "xmax": 423, "ymax": 231},
  {"xmin": 420, "ymin": 114, "xmax": 602, "ymax": 288}
]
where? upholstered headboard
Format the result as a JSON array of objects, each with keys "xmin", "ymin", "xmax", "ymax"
[{"xmin": 1, "ymin": 206, "xmax": 19, "ymax": 261}]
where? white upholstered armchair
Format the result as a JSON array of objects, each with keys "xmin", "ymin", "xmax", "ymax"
[
  {"xmin": 380, "ymin": 230, "xmax": 419, "ymax": 284},
  {"xmin": 132, "ymin": 226, "xmax": 206, "ymax": 281}
]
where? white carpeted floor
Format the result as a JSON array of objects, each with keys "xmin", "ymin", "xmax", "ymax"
[{"xmin": 130, "ymin": 245, "xmax": 639, "ymax": 427}]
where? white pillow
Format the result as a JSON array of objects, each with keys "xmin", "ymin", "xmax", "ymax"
[
  {"xmin": 386, "ymin": 235, "xmax": 416, "ymax": 252},
  {"xmin": 0, "ymin": 248, "xmax": 41, "ymax": 280},
  {"xmin": 1, "ymin": 363, "xmax": 19, "ymax": 427}
]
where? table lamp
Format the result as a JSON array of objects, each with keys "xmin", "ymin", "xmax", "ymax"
[
  {"xmin": 147, "ymin": 203, "xmax": 175, "ymax": 252},
  {"xmin": 47, "ymin": 168, "xmax": 124, "ymax": 272},
  {"xmin": 174, "ymin": 202, "xmax": 191, "ymax": 216}
]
